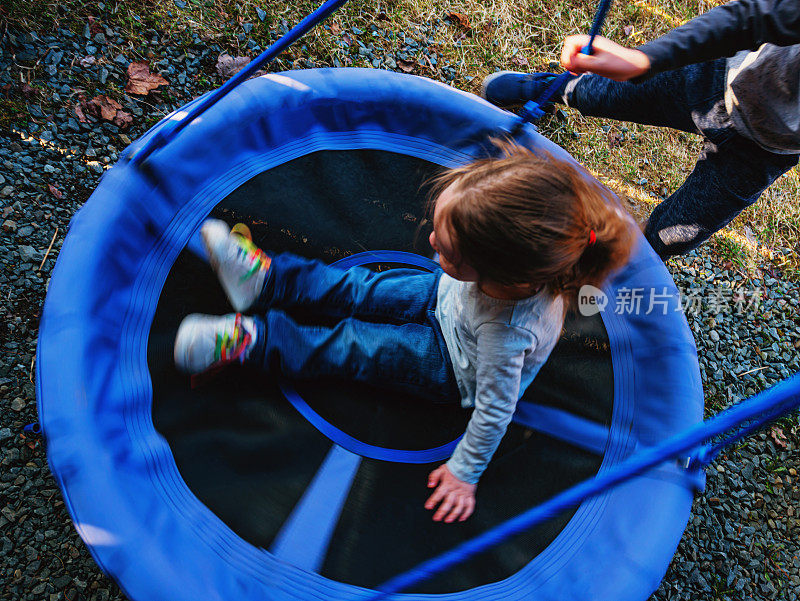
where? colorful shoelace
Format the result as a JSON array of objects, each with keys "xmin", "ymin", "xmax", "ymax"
[
  {"xmin": 191, "ymin": 313, "xmax": 252, "ymax": 388},
  {"xmin": 232, "ymin": 226, "xmax": 270, "ymax": 282},
  {"xmin": 214, "ymin": 313, "xmax": 251, "ymax": 363}
]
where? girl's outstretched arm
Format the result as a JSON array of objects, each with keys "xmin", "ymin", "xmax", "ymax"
[{"xmin": 427, "ymin": 323, "xmax": 532, "ymax": 522}]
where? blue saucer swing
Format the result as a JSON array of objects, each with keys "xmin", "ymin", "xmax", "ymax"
[{"xmin": 35, "ymin": 1, "xmax": 800, "ymax": 600}]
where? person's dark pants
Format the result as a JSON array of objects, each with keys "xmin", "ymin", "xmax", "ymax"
[
  {"xmin": 562, "ymin": 59, "xmax": 798, "ymax": 257},
  {"xmin": 246, "ymin": 253, "xmax": 459, "ymax": 403}
]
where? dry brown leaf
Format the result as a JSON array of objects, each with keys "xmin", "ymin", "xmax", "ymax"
[
  {"xmin": 79, "ymin": 56, "xmax": 96, "ymax": 68},
  {"xmin": 113, "ymin": 110, "xmax": 133, "ymax": 129},
  {"xmin": 771, "ymin": 427, "xmax": 789, "ymax": 449},
  {"xmin": 607, "ymin": 131, "xmax": 623, "ymax": 148},
  {"xmin": 19, "ymin": 83, "xmax": 36, "ymax": 99},
  {"xmin": 215, "ymin": 54, "xmax": 253, "ymax": 79},
  {"xmin": 511, "ymin": 54, "xmax": 529, "ymax": 67},
  {"xmin": 48, "ymin": 184, "xmax": 64, "ymax": 200},
  {"xmin": 397, "ymin": 59, "xmax": 416, "ymax": 73},
  {"xmin": 88, "ymin": 16, "xmax": 103, "ymax": 36},
  {"xmin": 447, "ymin": 11, "xmax": 471, "ymax": 30},
  {"xmin": 94, "ymin": 95, "xmax": 122, "ymax": 120},
  {"xmin": 125, "ymin": 61, "xmax": 169, "ymax": 96},
  {"xmin": 85, "ymin": 95, "xmax": 133, "ymax": 130},
  {"xmin": 74, "ymin": 102, "xmax": 88, "ymax": 123},
  {"xmin": 329, "ymin": 22, "xmax": 340, "ymax": 34}
]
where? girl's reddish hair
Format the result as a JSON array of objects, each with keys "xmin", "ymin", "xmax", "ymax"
[{"xmin": 428, "ymin": 139, "xmax": 636, "ymax": 304}]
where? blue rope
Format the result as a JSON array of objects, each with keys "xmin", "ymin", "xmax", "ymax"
[
  {"xmin": 519, "ymin": 0, "xmax": 613, "ymax": 122},
  {"xmin": 130, "ymin": 0, "xmax": 350, "ymax": 165},
  {"xmin": 369, "ymin": 372, "xmax": 800, "ymax": 599},
  {"xmin": 23, "ymin": 422, "xmax": 42, "ymax": 435},
  {"xmin": 689, "ymin": 397, "xmax": 798, "ymax": 470},
  {"xmin": 518, "ymin": 72, "xmax": 574, "ymax": 121},
  {"xmin": 585, "ymin": 0, "xmax": 614, "ymax": 49}
]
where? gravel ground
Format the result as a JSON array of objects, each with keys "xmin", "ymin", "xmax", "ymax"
[{"xmin": 1, "ymin": 10, "xmax": 799, "ymax": 601}]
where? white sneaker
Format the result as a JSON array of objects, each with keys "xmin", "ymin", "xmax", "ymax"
[
  {"xmin": 174, "ymin": 313, "xmax": 257, "ymax": 375},
  {"xmin": 201, "ymin": 219, "xmax": 270, "ymax": 312}
]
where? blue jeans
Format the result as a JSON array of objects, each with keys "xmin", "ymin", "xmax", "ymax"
[
  {"xmin": 565, "ymin": 59, "xmax": 798, "ymax": 257},
  {"xmin": 246, "ymin": 253, "xmax": 459, "ymax": 403}
]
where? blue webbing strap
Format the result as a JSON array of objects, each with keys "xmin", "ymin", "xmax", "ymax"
[
  {"xmin": 512, "ymin": 401, "xmax": 609, "ymax": 455},
  {"xmin": 269, "ymin": 445, "xmax": 361, "ymax": 571},
  {"xmin": 689, "ymin": 396, "xmax": 799, "ymax": 470},
  {"xmin": 130, "ymin": 0, "xmax": 350, "ymax": 166},
  {"xmin": 278, "ymin": 379, "xmax": 463, "ymax": 463},
  {"xmin": 519, "ymin": 0, "xmax": 613, "ymax": 122},
  {"xmin": 371, "ymin": 372, "xmax": 800, "ymax": 598}
]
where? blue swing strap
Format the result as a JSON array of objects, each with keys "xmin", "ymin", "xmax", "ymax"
[
  {"xmin": 130, "ymin": 0, "xmax": 350, "ymax": 166},
  {"xmin": 518, "ymin": 0, "xmax": 613, "ymax": 123},
  {"xmin": 371, "ymin": 372, "xmax": 800, "ymax": 599}
]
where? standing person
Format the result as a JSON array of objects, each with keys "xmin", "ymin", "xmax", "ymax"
[
  {"xmin": 482, "ymin": 0, "xmax": 800, "ymax": 258},
  {"xmin": 173, "ymin": 142, "xmax": 636, "ymax": 523}
]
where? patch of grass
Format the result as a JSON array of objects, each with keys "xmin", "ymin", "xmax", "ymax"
[
  {"xmin": 703, "ymin": 397, "xmax": 726, "ymax": 416},
  {"xmin": 0, "ymin": 0, "xmax": 118, "ymax": 37},
  {"xmin": 4, "ymin": 0, "xmax": 799, "ymax": 278},
  {"xmin": 710, "ymin": 234, "xmax": 749, "ymax": 270},
  {"xmin": 1, "ymin": 0, "xmax": 61, "ymax": 31},
  {"xmin": 0, "ymin": 99, "xmax": 30, "ymax": 130}
]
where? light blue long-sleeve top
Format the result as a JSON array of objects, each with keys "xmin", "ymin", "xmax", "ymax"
[{"xmin": 435, "ymin": 273, "xmax": 565, "ymax": 484}]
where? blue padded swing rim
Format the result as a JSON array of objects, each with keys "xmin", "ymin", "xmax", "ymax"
[{"xmin": 37, "ymin": 68, "xmax": 703, "ymax": 601}]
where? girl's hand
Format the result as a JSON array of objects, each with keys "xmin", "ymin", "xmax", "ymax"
[
  {"xmin": 425, "ymin": 464, "xmax": 476, "ymax": 523},
  {"xmin": 560, "ymin": 35, "xmax": 651, "ymax": 81}
]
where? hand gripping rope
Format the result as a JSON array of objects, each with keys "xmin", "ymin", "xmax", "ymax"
[{"xmin": 517, "ymin": 0, "xmax": 614, "ymax": 123}]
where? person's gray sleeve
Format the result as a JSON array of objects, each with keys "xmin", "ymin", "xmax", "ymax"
[
  {"xmin": 635, "ymin": 0, "xmax": 800, "ymax": 76},
  {"xmin": 446, "ymin": 323, "xmax": 535, "ymax": 484}
]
